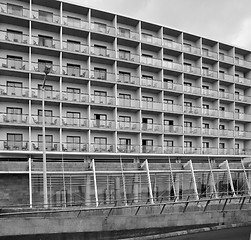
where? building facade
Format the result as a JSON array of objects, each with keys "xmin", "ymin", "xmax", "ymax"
[{"xmin": 0, "ymin": 0, "xmax": 251, "ymax": 207}]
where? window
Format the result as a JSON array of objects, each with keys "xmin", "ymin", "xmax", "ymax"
[
  {"xmin": 119, "ymin": 115, "xmax": 131, "ymax": 129},
  {"xmin": 235, "ymin": 126, "xmax": 240, "ymax": 132},
  {"xmin": 184, "ymin": 141, "xmax": 192, "ymax": 148},
  {"xmin": 7, "ymin": 55, "xmax": 22, "ymax": 69},
  {"xmin": 67, "ymin": 136, "xmax": 81, "ymax": 151},
  {"xmin": 219, "ymin": 70, "xmax": 225, "ymax": 78},
  {"xmin": 38, "ymin": 84, "xmax": 53, "ymax": 98},
  {"xmin": 119, "ymin": 138, "xmax": 132, "ymax": 151},
  {"xmin": 164, "ymin": 99, "xmax": 173, "ymax": 104},
  {"xmin": 38, "ymin": 135, "xmax": 53, "ymax": 150},
  {"xmin": 39, "ymin": 10, "xmax": 53, "ymax": 22},
  {"xmin": 66, "ymin": 111, "xmax": 80, "ymax": 125},
  {"xmin": 7, "ymin": 4, "xmax": 23, "ymax": 16},
  {"xmin": 203, "ymin": 142, "xmax": 209, "ymax": 148},
  {"xmin": 202, "ymin": 104, "xmax": 209, "ymax": 114},
  {"xmin": 38, "ymin": 60, "xmax": 52, "ymax": 72},
  {"xmin": 94, "ymin": 67, "xmax": 107, "ymax": 80},
  {"xmin": 94, "ymin": 114, "xmax": 107, "ymax": 127},
  {"xmin": 203, "ymin": 123, "xmax": 209, "ymax": 129},
  {"xmin": 164, "ymin": 79, "xmax": 173, "ymax": 89},
  {"xmin": 235, "ymin": 91, "xmax": 240, "ymax": 100},
  {"xmin": 202, "ymin": 66, "xmax": 209, "ymax": 75},
  {"xmin": 184, "ymin": 101, "xmax": 192, "ymax": 111},
  {"xmin": 95, "ymin": 22, "xmax": 107, "ymax": 33},
  {"xmin": 119, "ymin": 93, "xmax": 131, "ymax": 106},
  {"xmin": 164, "ymin": 120, "xmax": 174, "ymax": 126},
  {"xmin": 141, "ymin": 53, "xmax": 153, "ymax": 64},
  {"xmin": 142, "ymin": 139, "xmax": 153, "ymax": 153},
  {"xmin": 94, "ymin": 44, "xmax": 107, "ymax": 56},
  {"xmin": 119, "ymin": 49, "xmax": 131, "ymax": 60},
  {"xmin": 6, "ymin": 107, "xmax": 22, "ymax": 122},
  {"xmin": 219, "ymin": 124, "xmax": 225, "ymax": 130},
  {"xmin": 184, "ymin": 62, "xmax": 192, "ymax": 72},
  {"xmin": 219, "ymin": 52, "xmax": 224, "ymax": 60},
  {"xmin": 219, "ymin": 106, "xmax": 225, "ymax": 111},
  {"xmin": 119, "ymin": 71, "xmax": 131, "ymax": 83},
  {"xmin": 142, "ymin": 33, "xmax": 152, "ymax": 43},
  {"xmin": 94, "ymin": 137, "xmax": 107, "ymax": 147},
  {"xmin": 7, "ymin": 81, "xmax": 22, "ymax": 95},
  {"xmin": 118, "ymin": 27, "xmax": 130, "ymax": 38},
  {"xmin": 67, "ymin": 87, "xmax": 80, "ymax": 101},
  {"xmin": 184, "ymin": 121, "xmax": 192, "ymax": 128},
  {"xmin": 7, "ymin": 133, "xmax": 23, "ymax": 149},
  {"xmin": 94, "ymin": 90, "xmax": 107, "ymax": 103},
  {"xmin": 164, "ymin": 140, "xmax": 173, "ymax": 147},
  {"xmin": 219, "ymin": 142, "xmax": 225, "ymax": 149},
  {"xmin": 142, "ymin": 118, "xmax": 153, "ymax": 130},
  {"xmin": 142, "ymin": 75, "xmax": 153, "ymax": 86},
  {"xmin": 184, "ymin": 82, "xmax": 192, "ymax": 91},
  {"xmin": 67, "ymin": 40, "xmax": 80, "ymax": 52},
  {"xmin": 38, "ymin": 35, "xmax": 53, "ymax": 48},
  {"xmin": 142, "ymin": 96, "xmax": 153, "ymax": 102},
  {"xmin": 7, "ymin": 29, "xmax": 22, "ymax": 42},
  {"xmin": 67, "ymin": 64, "xmax": 80, "ymax": 77},
  {"xmin": 67, "ymin": 16, "xmax": 81, "ymax": 27},
  {"xmin": 235, "ymin": 108, "xmax": 240, "ymax": 113},
  {"xmin": 38, "ymin": 109, "xmax": 53, "ymax": 124}
]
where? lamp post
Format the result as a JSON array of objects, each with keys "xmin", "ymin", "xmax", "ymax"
[{"xmin": 42, "ymin": 65, "xmax": 51, "ymax": 208}]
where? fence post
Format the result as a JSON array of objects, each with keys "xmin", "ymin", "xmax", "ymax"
[{"xmin": 28, "ymin": 157, "xmax": 32, "ymax": 208}]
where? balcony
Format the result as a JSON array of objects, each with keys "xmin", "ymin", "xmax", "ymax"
[
  {"xmin": 234, "ymin": 76, "xmax": 251, "ymax": 86},
  {"xmin": 163, "ymin": 82, "xmax": 183, "ymax": 92},
  {"xmin": 202, "ymin": 128, "xmax": 218, "ymax": 136},
  {"xmin": 218, "ymin": 148, "xmax": 234, "ymax": 155},
  {"xmin": 0, "ymin": 113, "xmax": 28, "ymax": 125},
  {"xmin": 90, "ymin": 22, "xmax": 115, "ymax": 35},
  {"xmin": 62, "ymin": 117, "xmax": 88, "ymax": 128},
  {"xmin": 32, "ymin": 141, "xmax": 59, "ymax": 151},
  {"xmin": 117, "ymin": 98, "xmax": 140, "ymax": 108},
  {"xmin": 1, "ymin": 57, "xmax": 28, "ymax": 71},
  {"xmin": 117, "ymin": 75, "xmax": 140, "ymax": 85},
  {"xmin": 141, "ymin": 100, "xmax": 162, "ymax": 111},
  {"xmin": 219, "ymin": 54, "xmax": 234, "ymax": 64},
  {"xmin": 202, "ymin": 69, "xmax": 218, "ymax": 78},
  {"xmin": 62, "ymin": 143, "xmax": 88, "ymax": 152},
  {"xmin": 234, "ymin": 130, "xmax": 251, "ymax": 138},
  {"xmin": 90, "ymin": 95, "xmax": 115, "ymax": 105},
  {"xmin": 1, "ymin": 140, "xmax": 29, "ymax": 151},
  {"xmin": 117, "ymin": 121, "xmax": 140, "ymax": 131},
  {"xmin": 219, "ymin": 110, "xmax": 234, "ymax": 119},
  {"xmin": 62, "ymin": 92, "xmax": 88, "ymax": 103},
  {"xmin": 184, "ymin": 106, "xmax": 201, "ymax": 115},
  {"xmin": 201, "ymin": 88, "xmax": 218, "ymax": 98},
  {"xmin": 142, "ymin": 145, "xmax": 162, "ymax": 154},
  {"xmin": 163, "ymin": 39, "xmax": 182, "ymax": 51},
  {"xmin": 90, "ymin": 70, "xmax": 115, "ymax": 82},
  {"xmin": 184, "ymin": 127, "xmax": 201, "ymax": 135},
  {"xmin": 32, "ymin": 62, "xmax": 60, "ymax": 75},
  {"xmin": 91, "ymin": 144, "xmax": 114, "ymax": 153},
  {"xmin": 235, "ymin": 58, "xmax": 251, "ymax": 68},
  {"xmin": 184, "ymin": 147, "xmax": 201, "ymax": 154},
  {"xmin": 163, "ymin": 103, "xmax": 182, "ymax": 113},
  {"xmin": 183, "ymin": 85, "xmax": 201, "ymax": 95},
  {"xmin": 141, "ymin": 56, "xmax": 162, "ymax": 67},
  {"xmin": 33, "ymin": 10, "xmax": 60, "ymax": 24},
  {"xmin": 0, "ymin": 2, "xmax": 29, "ymax": 18},
  {"xmin": 62, "ymin": 66, "xmax": 88, "ymax": 78},
  {"xmin": 163, "ymin": 61, "xmax": 183, "ymax": 72},
  {"xmin": 117, "ymin": 29, "xmax": 139, "ymax": 41},
  {"xmin": 183, "ymin": 65, "xmax": 201, "ymax": 75},
  {"xmin": 0, "ymin": 30, "xmax": 28, "ymax": 44},
  {"xmin": 202, "ymin": 50, "xmax": 218, "ymax": 59},
  {"xmin": 141, "ymin": 123, "xmax": 162, "ymax": 132},
  {"xmin": 62, "ymin": 41, "xmax": 89, "ymax": 54},
  {"xmin": 201, "ymin": 148, "xmax": 218, "ymax": 155},
  {"xmin": 141, "ymin": 35, "xmax": 161, "ymax": 46},
  {"xmin": 219, "ymin": 129, "xmax": 234, "ymax": 138},
  {"xmin": 118, "ymin": 52, "xmax": 140, "ymax": 63},
  {"xmin": 234, "ymin": 112, "xmax": 251, "ymax": 121},
  {"xmin": 141, "ymin": 78, "xmax": 162, "ymax": 88},
  {"xmin": 31, "ymin": 88, "xmax": 60, "ymax": 100},
  {"xmin": 117, "ymin": 144, "xmax": 139, "ymax": 153},
  {"xmin": 0, "ymin": 85, "xmax": 29, "ymax": 98},
  {"xmin": 201, "ymin": 108, "xmax": 218, "ymax": 118},
  {"xmin": 164, "ymin": 125, "xmax": 183, "ymax": 134},
  {"xmin": 62, "ymin": 16, "xmax": 88, "ymax": 30},
  {"xmin": 163, "ymin": 146, "xmax": 183, "ymax": 154},
  {"xmin": 183, "ymin": 45, "xmax": 200, "ymax": 55},
  {"xmin": 32, "ymin": 36, "xmax": 60, "ymax": 49},
  {"xmin": 91, "ymin": 119, "xmax": 115, "ymax": 130},
  {"xmin": 234, "ymin": 148, "xmax": 248, "ymax": 155},
  {"xmin": 32, "ymin": 115, "xmax": 60, "ymax": 126},
  {"xmin": 218, "ymin": 91, "xmax": 234, "ymax": 101},
  {"xmin": 219, "ymin": 73, "xmax": 234, "ymax": 82},
  {"xmin": 91, "ymin": 46, "xmax": 116, "ymax": 58}
]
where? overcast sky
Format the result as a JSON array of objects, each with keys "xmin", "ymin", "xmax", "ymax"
[{"xmin": 66, "ymin": 0, "xmax": 251, "ymax": 50}]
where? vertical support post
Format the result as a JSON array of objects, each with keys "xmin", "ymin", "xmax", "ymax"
[
  {"xmin": 241, "ymin": 159, "xmax": 251, "ymax": 195},
  {"xmin": 92, "ymin": 159, "xmax": 99, "ymax": 207},
  {"xmin": 28, "ymin": 157, "xmax": 32, "ymax": 208},
  {"xmin": 185, "ymin": 160, "xmax": 199, "ymax": 200},
  {"xmin": 225, "ymin": 160, "xmax": 236, "ymax": 197},
  {"xmin": 208, "ymin": 158, "xmax": 218, "ymax": 198},
  {"xmin": 120, "ymin": 156, "xmax": 127, "ymax": 206},
  {"xmin": 141, "ymin": 159, "xmax": 154, "ymax": 204},
  {"xmin": 168, "ymin": 157, "xmax": 177, "ymax": 201}
]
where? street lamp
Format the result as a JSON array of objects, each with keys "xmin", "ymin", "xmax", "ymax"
[{"xmin": 42, "ymin": 65, "xmax": 51, "ymax": 208}]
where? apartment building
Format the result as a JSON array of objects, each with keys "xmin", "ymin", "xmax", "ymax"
[{"xmin": 0, "ymin": 0, "xmax": 251, "ymax": 207}]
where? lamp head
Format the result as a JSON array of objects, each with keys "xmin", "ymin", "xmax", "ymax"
[{"xmin": 44, "ymin": 65, "xmax": 51, "ymax": 75}]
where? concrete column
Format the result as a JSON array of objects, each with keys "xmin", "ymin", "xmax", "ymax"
[
  {"xmin": 114, "ymin": 177, "xmax": 121, "ymax": 206},
  {"xmin": 85, "ymin": 175, "xmax": 91, "ymax": 206},
  {"xmin": 133, "ymin": 174, "xmax": 139, "ymax": 203}
]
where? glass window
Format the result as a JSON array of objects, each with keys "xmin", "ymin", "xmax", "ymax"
[
  {"xmin": 67, "ymin": 16, "xmax": 81, "ymax": 27},
  {"xmin": 94, "ymin": 44, "xmax": 107, "ymax": 56},
  {"xmin": 119, "ymin": 115, "xmax": 131, "ymax": 129},
  {"xmin": 219, "ymin": 142, "xmax": 225, "ymax": 149},
  {"xmin": 66, "ymin": 111, "xmax": 80, "ymax": 126},
  {"xmin": 141, "ymin": 53, "xmax": 153, "ymax": 64},
  {"xmin": 164, "ymin": 140, "xmax": 173, "ymax": 147},
  {"xmin": 38, "ymin": 84, "xmax": 53, "ymax": 98},
  {"xmin": 67, "ymin": 64, "xmax": 80, "ymax": 77},
  {"xmin": 6, "ymin": 107, "xmax": 22, "ymax": 122},
  {"xmin": 142, "ymin": 96, "xmax": 153, "ymax": 102},
  {"xmin": 38, "ymin": 135, "xmax": 53, "ymax": 150},
  {"xmin": 7, "ymin": 29, "xmax": 22, "ymax": 42},
  {"xmin": 38, "ymin": 35, "xmax": 53, "ymax": 48},
  {"xmin": 203, "ymin": 123, "xmax": 209, "ymax": 129},
  {"xmin": 94, "ymin": 67, "xmax": 107, "ymax": 80},
  {"xmin": 219, "ymin": 124, "xmax": 225, "ymax": 130},
  {"xmin": 119, "ymin": 49, "xmax": 131, "ymax": 60},
  {"xmin": 184, "ymin": 121, "xmax": 192, "ymax": 128},
  {"xmin": 164, "ymin": 99, "xmax": 173, "ymax": 104},
  {"xmin": 184, "ymin": 141, "xmax": 192, "ymax": 148},
  {"xmin": 94, "ymin": 137, "xmax": 107, "ymax": 146},
  {"xmin": 203, "ymin": 142, "xmax": 209, "ymax": 148},
  {"xmin": 119, "ymin": 71, "xmax": 131, "ymax": 83},
  {"xmin": 7, "ymin": 133, "xmax": 23, "ymax": 149},
  {"xmin": 67, "ymin": 136, "xmax": 81, "ymax": 151},
  {"xmin": 67, "ymin": 87, "xmax": 80, "ymax": 101},
  {"xmin": 38, "ymin": 109, "xmax": 53, "ymax": 124},
  {"xmin": 67, "ymin": 40, "xmax": 80, "ymax": 52},
  {"xmin": 142, "ymin": 139, "xmax": 153, "ymax": 153},
  {"xmin": 7, "ymin": 4, "xmax": 23, "ymax": 16},
  {"xmin": 39, "ymin": 10, "xmax": 53, "ymax": 22},
  {"xmin": 7, "ymin": 55, "xmax": 22, "ymax": 69},
  {"xmin": 164, "ymin": 79, "xmax": 173, "ymax": 89},
  {"xmin": 7, "ymin": 81, "xmax": 22, "ymax": 95}
]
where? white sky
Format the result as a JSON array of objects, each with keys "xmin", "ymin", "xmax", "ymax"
[{"xmin": 65, "ymin": 0, "xmax": 251, "ymax": 51}]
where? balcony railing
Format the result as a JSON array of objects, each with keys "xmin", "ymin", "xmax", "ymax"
[
  {"xmin": 32, "ymin": 115, "xmax": 60, "ymax": 126},
  {"xmin": 32, "ymin": 62, "xmax": 60, "ymax": 75},
  {"xmin": 62, "ymin": 92, "xmax": 88, "ymax": 103},
  {"xmin": 62, "ymin": 66, "xmax": 88, "ymax": 78},
  {"xmin": 117, "ymin": 121, "xmax": 140, "ymax": 131},
  {"xmin": 118, "ymin": 52, "xmax": 140, "ymax": 63},
  {"xmin": 117, "ymin": 75, "xmax": 140, "ymax": 85},
  {"xmin": 90, "ymin": 46, "xmax": 116, "ymax": 58},
  {"xmin": 219, "ymin": 110, "xmax": 234, "ymax": 119},
  {"xmin": 141, "ymin": 35, "xmax": 162, "ymax": 46},
  {"xmin": 90, "ymin": 95, "xmax": 115, "ymax": 105},
  {"xmin": 234, "ymin": 112, "xmax": 247, "ymax": 121},
  {"xmin": 63, "ymin": 16, "xmax": 88, "ymax": 29},
  {"xmin": 235, "ymin": 58, "xmax": 251, "ymax": 68},
  {"xmin": 219, "ymin": 73, "xmax": 234, "ymax": 82},
  {"xmin": 183, "ymin": 45, "xmax": 200, "ymax": 55},
  {"xmin": 117, "ymin": 144, "xmax": 139, "ymax": 153},
  {"xmin": 32, "ymin": 141, "xmax": 59, "ymax": 151},
  {"xmin": 0, "ymin": 85, "xmax": 29, "ymax": 98},
  {"xmin": 1, "ymin": 57, "xmax": 28, "ymax": 71},
  {"xmin": 141, "ymin": 123, "xmax": 162, "ymax": 132},
  {"xmin": 62, "ymin": 41, "xmax": 88, "ymax": 53},
  {"xmin": 201, "ymin": 89, "xmax": 218, "ymax": 98},
  {"xmin": 91, "ymin": 144, "xmax": 114, "ymax": 153},
  {"xmin": 164, "ymin": 125, "xmax": 183, "ymax": 134},
  {"xmin": 201, "ymin": 108, "xmax": 218, "ymax": 117},
  {"xmin": 91, "ymin": 119, "xmax": 115, "ymax": 129},
  {"xmin": 163, "ymin": 40, "xmax": 182, "ymax": 51},
  {"xmin": 62, "ymin": 117, "xmax": 88, "ymax": 128},
  {"xmin": 117, "ymin": 98, "xmax": 140, "ymax": 108},
  {"xmin": 202, "ymin": 128, "xmax": 218, "ymax": 136},
  {"xmin": 184, "ymin": 147, "xmax": 201, "ymax": 154},
  {"xmin": 234, "ymin": 148, "xmax": 249, "ymax": 155},
  {"xmin": 0, "ymin": 113, "xmax": 28, "ymax": 124},
  {"xmin": 141, "ymin": 56, "xmax": 162, "ymax": 67},
  {"xmin": 184, "ymin": 106, "xmax": 201, "ymax": 115},
  {"xmin": 234, "ymin": 76, "xmax": 251, "ymax": 86},
  {"xmin": 1, "ymin": 140, "xmax": 29, "ymax": 151},
  {"xmin": 201, "ymin": 148, "xmax": 218, "ymax": 155},
  {"xmin": 0, "ymin": 30, "xmax": 28, "ymax": 44},
  {"xmin": 163, "ymin": 61, "xmax": 183, "ymax": 71},
  {"xmin": 218, "ymin": 91, "xmax": 234, "ymax": 100},
  {"xmin": 219, "ymin": 54, "xmax": 234, "ymax": 64},
  {"xmin": 141, "ymin": 78, "xmax": 162, "ymax": 88},
  {"xmin": 90, "ymin": 70, "xmax": 115, "ymax": 82},
  {"xmin": 117, "ymin": 29, "xmax": 139, "ymax": 41},
  {"xmin": 218, "ymin": 148, "xmax": 234, "ymax": 155},
  {"xmin": 0, "ymin": 2, "xmax": 29, "ymax": 18},
  {"xmin": 163, "ymin": 103, "xmax": 182, "ymax": 113},
  {"xmin": 32, "ymin": 36, "xmax": 60, "ymax": 49},
  {"xmin": 183, "ymin": 65, "xmax": 201, "ymax": 75},
  {"xmin": 62, "ymin": 143, "xmax": 88, "ymax": 152},
  {"xmin": 163, "ymin": 146, "xmax": 183, "ymax": 154},
  {"xmin": 202, "ymin": 49, "xmax": 218, "ymax": 59},
  {"xmin": 202, "ymin": 69, "xmax": 218, "ymax": 78},
  {"xmin": 33, "ymin": 10, "xmax": 60, "ymax": 24},
  {"xmin": 219, "ymin": 129, "xmax": 234, "ymax": 137},
  {"xmin": 142, "ymin": 145, "xmax": 162, "ymax": 154},
  {"xmin": 141, "ymin": 100, "xmax": 162, "ymax": 111},
  {"xmin": 31, "ymin": 88, "xmax": 60, "ymax": 100},
  {"xmin": 90, "ymin": 22, "xmax": 115, "ymax": 35},
  {"xmin": 163, "ymin": 82, "xmax": 183, "ymax": 92},
  {"xmin": 234, "ymin": 131, "xmax": 251, "ymax": 138},
  {"xmin": 183, "ymin": 85, "xmax": 201, "ymax": 95},
  {"xmin": 184, "ymin": 127, "xmax": 201, "ymax": 135}
]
